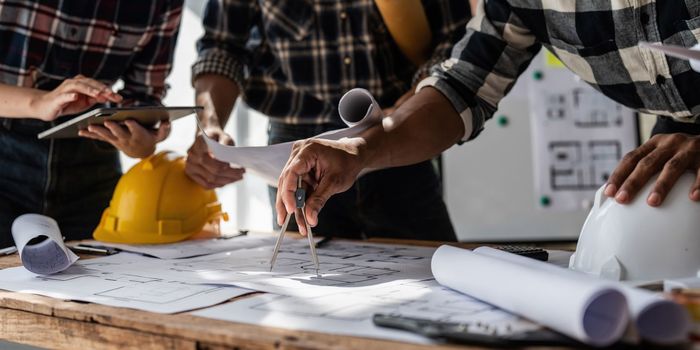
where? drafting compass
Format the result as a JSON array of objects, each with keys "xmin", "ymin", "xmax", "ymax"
[{"xmin": 269, "ymin": 177, "xmax": 321, "ymax": 276}]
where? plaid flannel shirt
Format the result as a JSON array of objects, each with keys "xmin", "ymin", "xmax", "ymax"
[
  {"xmin": 0, "ymin": 0, "xmax": 182, "ymax": 106},
  {"xmin": 420, "ymin": 0, "xmax": 700, "ymax": 142},
  {"xmin": 192, "ymin": 0, "xmax": 470, "ymax": 124}
]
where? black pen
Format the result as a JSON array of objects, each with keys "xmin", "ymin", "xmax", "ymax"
[
  {"xmin": 315, "ymin": 236, "xmax": 333, "ymax": 248},
  {"xmin": 69, "ymin": 245, "xmax": 118, "ymax": 256},
  {"xmin": 0, "ymin": 246, "xmax": 17, "ymax": 255}
]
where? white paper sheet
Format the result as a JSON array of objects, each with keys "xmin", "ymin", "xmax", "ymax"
[
  {"xmin": 432, "ymin": 245, "xmax": 628, "ymax": 346},
  {"xmin": 202, "ymin": 88, "xmax": 382, "ymax": 185},
  {"xmin": 474, "ymin": 246, "xmax": 691, "ymax": 345},
  {"xmin": 75, "ymin": 240, "xmax": 436, "ymax": 297},
  {"xmin": 192, "ymin": 279, "xmax": 541, "ymax": 344},
  {"xmin": 528, "ymin": 61, "xmax": 638, "ymax": 211},
  {"xmin": 11, "ymin": 214, "xmax": 79, "ymax": 275},
  {"xmin": 81, "ymin": 235, "xmax": 279, "ymax": 259},
  {"xmin": 0, "ymin": 254, "xmax": 251, "ymax": 313}
]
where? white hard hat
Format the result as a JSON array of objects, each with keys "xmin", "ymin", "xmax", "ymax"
[{"xmin": 569, "ymin": 172, "xmax": 700, "ymax": 282}]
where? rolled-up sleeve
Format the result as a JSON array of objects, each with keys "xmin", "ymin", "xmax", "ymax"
[
  {"xmin": 419, "ymin": 0, "xmax": 541, "ymax": 142},
  {"xmin": 191, "ymin": 0, "xmax": 259, "ymax": 85},
  {"xmin": 412, "ymin": 0, "xmax": 470, "ymax": 85}
]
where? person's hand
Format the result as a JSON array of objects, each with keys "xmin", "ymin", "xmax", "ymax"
[
  {"xmin": 604, "ymin": 133, "xmax": 700, "ymax": 206},
  {"xmin": 29, "ymin": 75, "xmax": 122, "ymax": 121},
  {"xmin": 79, "ymin": 120, "xmax": 170, "ymax": 158},
  {"xmin": 276, "ymin": 137, "xmax": 367, "ymax": 235},
  {"xmin": 185, "ymin": 128, "xmax": 245, "ymax": 189}
]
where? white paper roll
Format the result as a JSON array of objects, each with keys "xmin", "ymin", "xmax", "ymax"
[
  {"xmin": 431, "ymin": 245, "xmax": 628, "ymax": 346},
  {"xmin": 11, "ymin": 214, "xmax": 78, "ymax": 275},
  {"xmin": 337, "ymin": 88, "xmax": 384, "ymax": 127},
  {"xmin": 474, "ymin": 246, "xmax": 691, "ymax": 345}
]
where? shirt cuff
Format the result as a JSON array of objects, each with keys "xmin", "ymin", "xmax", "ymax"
[
  {"xmin": 416, "ymin": 76, "xmax": 474, "ymax": 142},
  {"xmin": 191, "ymin": 49, "xmax": 244, "ymax": 86}
]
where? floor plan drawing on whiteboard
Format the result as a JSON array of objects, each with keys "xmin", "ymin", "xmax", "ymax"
[
  {"xmin": 530, "ymin": 68, "xmax": 638, "ymax": 210},
  {"xmin": 549, "ymin": 140, "xmax": 622, "ymax": 190}
]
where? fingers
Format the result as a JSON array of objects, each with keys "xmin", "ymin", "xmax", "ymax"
[
  {"xmin": 104, "ymin": 121, "xmax": 130, "ymax": 139},
  {"xmin": 648, "ymin": 154, "xmax": 689, "ymax": 206},
  {"xmin": 68, "ymin": 75, "xmax": 123, "ymax": 103},
  {"xmin": 691, "ymin": 168, "xmax": 700, "ymax": 201},
  {"xmin": 604, "ymin": 139, "xmax": 657, "ymax": 199},
  {"xmin": 185, "ymin": 134, "xmax": 244, "ymax": 188},
  {"xmin": 155, "ymin": 121, "xmax": 171, "ymax": 142},
  {"xmin": 279, "ymin": 150, "xmax": 316, "ymax": 218},
  {"xmin": 85, "ymin": 124, "xmax": 118, "ymax": 144},
  {"xmin": 615, "ymin": 147, "xmax": 672, "ymax": 204},
  {"xmin": 295, "ymin": 207, "xmax": 308, "ymax": 236},
  {"xmin": 304, "ymin": 178, "xmax": 338, "ymax": 228}
]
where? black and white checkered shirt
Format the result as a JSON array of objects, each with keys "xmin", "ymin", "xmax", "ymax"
[
  {"xmin": 421, "ymin": 0, "xmax": 700, "ymax": 141},
  {"xmin": 192, "ymin": 0, "xmax": 469, "ymax": 125}
]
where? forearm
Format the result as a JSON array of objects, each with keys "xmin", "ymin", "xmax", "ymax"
[
  {"xmin": 0, "ymin": 84, "xmax": 43, "ymax": 118},
  {"xmin": 361, "ymin": 87, "xmax": 466, "ymax": 169},
  {"xmin": 193, "ymin": 74, "xmax": 240, "ymax": 130}
]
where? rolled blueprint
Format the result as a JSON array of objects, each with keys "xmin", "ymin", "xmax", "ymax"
[
  {"xmin": 201, "ymin": 88, "xmax": 384, "ymax": 185},
  {"xmin": 474, "ymin": 246, "xmax": 691, "ymax": 345},
  {"xmin": 337, "ymin": 88, "xmax": 384, "ymax": 127},
  {"xmin": 11, "ymin": 214, "xmax": 78, "ymax": 275},
  {"xmin": 431, "ymin": 245, "xmax": 628, "ymax": 346}
]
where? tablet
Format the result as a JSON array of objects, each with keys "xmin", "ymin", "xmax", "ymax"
[{"xmin": 37, "ymin": 106, "xmax": 203, "ymax": 139}]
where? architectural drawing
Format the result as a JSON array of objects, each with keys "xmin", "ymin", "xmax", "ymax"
[
  {"xmin": 529, "ymin": 67, "xmax": 637, "ymax": 210},
  {"xmin": 549, "ymin": 140, "xmax": 622, "ymax": 190},
  {"xmin": 0, "ymin": 257, "xmax": 251, "ymax": 313},
  {"xmin": 193, "ymin": 279, "xmax": 541, "ymax": 344},
  {"xmin": 0, "ymin": 240, "xmax": 436, "ymax": 314}
]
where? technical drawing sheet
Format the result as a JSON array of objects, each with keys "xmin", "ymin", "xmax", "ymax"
[
  {"xmin": 81, "ymin": 235, "xmax": 279, "ymax": 259},
  {"xmin": 74, "ymin": 240, "xmax": 437, "ymax": 297},
  {"xmin": 192, "ymin": 279, "xmax": 541, "ymax": 344},
  {"xmin": 0, "ymin": 256, "xmax": 252, "ymax": 313}
]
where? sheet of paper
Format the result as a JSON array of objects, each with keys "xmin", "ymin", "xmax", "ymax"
[
  {"xmin": 75, "ymin": 240, "xmax": 436, "ymax": 297},
  {"xmin": 202, "ymin": 88, "xmax": 382, "ymax": 185},
  {"xmin": 82, "ymin": 235, "xmax": 279, "ymax": 259},
  {"xmin": 11, "ymin": 214, "xmax": 78, "ymax": 275},
  {"xmin": 432, "ymin": 245, "xmax": 629, "ymax": 346},
  {"xmin": 192, "ymin": 279, "xmax": 541, "ymax": 344},
  {"xmin": 0, "ymin": 254, "xmax": 251, "ymax": 314},
  {"xmin": 474, "ymin": 246, "xmax": 691, "ymax": 345},
  {"xmin": 528, "ymin": 59, "xmax": 638, "ymax": 211}
]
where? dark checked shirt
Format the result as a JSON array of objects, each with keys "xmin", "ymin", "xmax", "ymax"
[
  {"xmin": 193, "ymin": 0, "xmax": 470, "ymax": 124},
  {"xmin": 420, "ymin": 0, "xmax": 700, "ymax": 141},
  {"xmin": 0, "ymin": 0, "xmax": 182, "ymax": 105}
]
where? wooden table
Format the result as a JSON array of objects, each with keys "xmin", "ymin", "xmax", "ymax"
[{"xmin": 0, "ymin": 236, "xmax": 575, "ymax": 350}]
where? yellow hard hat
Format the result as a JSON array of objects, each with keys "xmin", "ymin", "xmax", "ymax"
[{"xmin": 93, "ymin": 151, "xmax": 228, "ymax": 244}]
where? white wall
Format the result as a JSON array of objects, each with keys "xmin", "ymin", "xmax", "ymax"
[{"xmin": 119, "ymin": 4, "xmax": 273, "ymax": 234}]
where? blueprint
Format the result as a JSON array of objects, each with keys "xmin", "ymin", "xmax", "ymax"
[
  {"xmin": 0, "ymin": 259, "xmax": 251, "ymax": 313},
  {"xmin": 72, "ymin": 240, "xmax": 436, "ymax": 297},
  {"xmin": 12, "ymin": 214, "xmax": 78, "ymax": 275},
  {"xmin": 192, "ymin": 279, "xmax": 541, "ymax": 344},
  {"xmin": 82, "ymin": 235, "xmax": 279, "ymax": 259}
]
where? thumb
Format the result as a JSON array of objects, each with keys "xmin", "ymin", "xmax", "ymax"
[
  {"xmin": 304, "ymin": 180, "xmax": 337, "ymax": 227},
  {"xmin": 51, "ymin": 92, "xmax": 79, "ymax": 119},
  {"xmin": 155, "ymin": 121, "xmax": 171, "ymax": 142}
]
